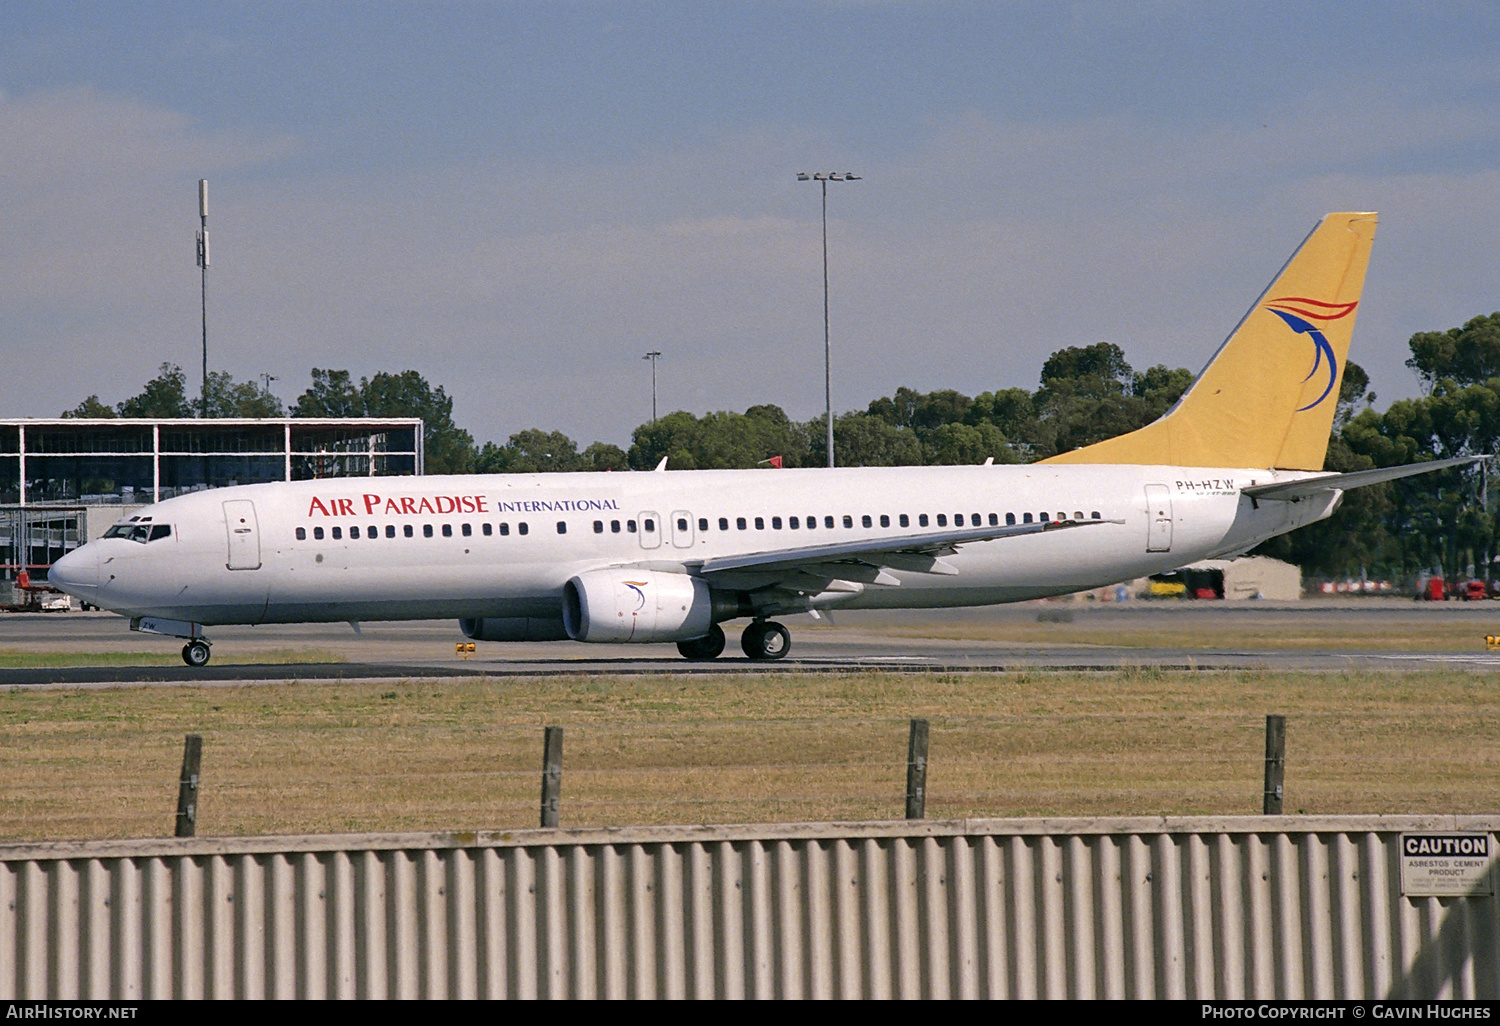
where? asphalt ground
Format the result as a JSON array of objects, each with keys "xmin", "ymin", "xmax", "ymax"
[{"xmin": 4, "ymin": 598, "xmax": 1500, "ymax": 684}]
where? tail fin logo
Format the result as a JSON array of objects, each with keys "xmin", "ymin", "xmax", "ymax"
[{"xmin": 1264, "ymin": 296, "xmax": 1358, "ymax": 412}]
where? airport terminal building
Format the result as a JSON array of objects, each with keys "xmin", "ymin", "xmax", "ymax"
[{"xmin": 0, "ymin": 418, "xmax": 424, "ymax": 583}]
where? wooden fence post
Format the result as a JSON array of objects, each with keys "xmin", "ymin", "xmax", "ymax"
[
  {"xmin": 905, "ymin": 718, "xmax": 929, "ymax": 820},
  {"xmin": 175, "ymin": 734, "xmax": 203, "ymax": 837},
  {"xmin": 1263, "ymin": 715, "xmax": 1286, "ymax": 815},
  {"xmin": 540, "ymin": 725, "xmax": 563, "ymax": 828}
]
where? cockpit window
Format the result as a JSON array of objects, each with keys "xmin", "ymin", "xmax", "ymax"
[
  {"xmin": 106, "ymin": 522, "xmax": 172, "ymax": 543},
  {"xmin": 148, "ymin": 524, "xmax": 172, "ymax": 542}
]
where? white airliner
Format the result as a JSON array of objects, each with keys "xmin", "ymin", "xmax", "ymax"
[{"xmin": 49, "ymin": 212, "xmax": 1473, "ymax": 666}]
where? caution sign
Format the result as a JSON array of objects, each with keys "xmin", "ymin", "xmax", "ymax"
[{"xmin": 1400, "ymin": 833, "xmax": 1495, "ymax": 896}]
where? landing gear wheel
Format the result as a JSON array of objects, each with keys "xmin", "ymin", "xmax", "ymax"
[
  {"xmin": 182, "ymin": 641, "xmax": 211, "ymax": 667},
  {"xmin": 741, "ymin": 620, "xmax": 791, "ymax": 661},
  {"xmin": 677, "ymin": 623, "xmax": 726, "ymax": 661}
]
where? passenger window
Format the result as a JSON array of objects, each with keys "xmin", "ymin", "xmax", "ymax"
[
  {"xmin": 296, "ymin": 527, "xmax": 306, "ymax": 541},
  {"xmin": 387, "ymin": 525, "xmax": 396, "ymax": 538},
  {"xmin": 677, "ymin": 518, "xmax": 688, "ymax": 533},
  {"xmin": 789, "ymin": 517, "xmax": 799, "ymax": 529},
  {"xmin": 698, "ymin": 518, "xmax": 708, "ymax": 532},
  {"xmin": 823, "ymin": 516, "xmax": 834, "ymax": 529},
  {"xmin": 556, "ymin": 521, "xmax": 567, "ymax": 534},
  {"xmin": 919, "ymin": 514, "xmax": 929, "ymax": 527},
  {"xmin": 1057, "ymin": 512, "xmax": 1065, "ymax": 522},
  {"xmin": 462, "ymin": 523, "xmax": 472, "ymax": 537},
  {"xmin": 972, "ymin": 513, "xmax": 981, "ymax": 525},
  {"xmin": 879, "ymin": 515, "xmax": 890, "ymax": 528},
  {"xmin": 404, "ymin": 525, "xmax": 414, "ymax": 537},
  {"xmin": 736, "ymin": 517, "xmax": 747, "ymax": 530},
  {"xmin": 842, "ymin": 515, "xmax": 853, "ymax": 528},
  {"xmin": 806, "ymin": 515, "xmax": 817, "ymax": 530},
  {"xmin": 861, "ymin": 515, "xmax": 872, "ymax": 528},
  {"xmin": 771, "ymin": 517, "xmax": 782, "ymax": 530},
  {"xmin": 519, "ymin": 523, "xmax": 529, "ymax": 535},
  {"xmin": 314, "ymin": 526, "xmax": 325, "ymax": 540},
  {"xmin": 1073, "ymin": 511, "xmax": 1084, "ymax": 521},
  {"xmin": 612, "ymin": 520, "xmax": 622, "ymax": 533},
  {"xmin": 989, "ymin": 513, "xmax": 999, "ymax": 526},
  {"xmin": 1023, "ymin": 513, "xmax": 1032, "ymax": 524},
  {"xmin": 1006, "ymin": 513, "xmax": 1016, "ymax": 526},
  {"xmin": 499, "ymin": 523, "xmax": 510, "ymax": 536},
  {"xmin": 369, "ymin": 525, "xmax": 378, "ymax": 539},
  {"xmin": 1091, "ymin": 511, "xmax": 1101, "ymax": 519},
  {"xmin": 954, "ymin": 514, "xmax": 964, "ymax": 527},
  {"xmin": 754, "ymin": 517, "xmax": 764, "ymax": 530},
  {"xmin": 718, "ymin": 518, "xmax": 729, "ymax": 531},
  {"xmin": 332, "ymin": 527, "xmax": 343, "ymax": 540},
  {"xmin": 899, "ymin": 514, "xmax": 909, "ymax": 528},
  {"xmin": 594, "ymin": 521, "xmax": 604, "ymax": 534},
  {"xmin": 936, "ymin": 515, "xmax": 947, "ymax": 527},
  {"xmin": 627, "ymin": 520, "xmax": 637, "ymax": 533},
  {"xmin": 424, "ymin": 525, "xmax": 433, "ymax": 538},
  {"xmin": 442, "ymin": 524, "xmax": 453, "ymax": 538},
  {"xmin": 350, "ymin": 526, "xmax": 360, "ymax": 539},
  {"xmin": 481, "ymin": 523, "xmax": 491, "ymax": 536}
]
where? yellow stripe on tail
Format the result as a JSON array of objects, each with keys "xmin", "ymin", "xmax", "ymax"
[{"xmin": 1041, "ymin": 212, "xmax": 1377, "ymax": 470}]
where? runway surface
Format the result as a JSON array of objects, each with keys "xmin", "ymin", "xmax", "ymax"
[{"xmin": 5, "ymin": 599, "xmax": 1500, "ymax": 685}]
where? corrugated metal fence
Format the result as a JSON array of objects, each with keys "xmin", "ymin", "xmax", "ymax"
[{"xmin": 2, "ymin": 815, "xmax": 1496, "ymax": 999}]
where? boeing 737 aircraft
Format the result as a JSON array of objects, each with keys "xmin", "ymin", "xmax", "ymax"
[{"xmin": 50, "ymin": 212, "xmax": 1476, "ymax": 665}]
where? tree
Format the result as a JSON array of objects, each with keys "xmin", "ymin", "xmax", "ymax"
[
  {"xmin": 293, "ymin": 368, "xmax": 364, "ymax": 417},
  {"xmin": 117, "ymin": 363, "xmax": 194, "ymax": 418},
  {"xmin": 1406, "ymin": 313, "xmax": 1500, "ymax": 391},
  {"xmin": 293, "ymin": 368, "xmax": 474, "ymax": 474},
  {"xmin": 203, "ymin": 371, "xmax": 285, "ymax": 418},
  {"xmin": 61, "ymin": 396, "xmax": 116, "ymax": 419},
  {"xmin": 922, "ymin": 421, "xmax": 1016, "ymax": 465},
  {"xmin": 628, "ymin": 406, "xmax": 808, "ymax": 471}
]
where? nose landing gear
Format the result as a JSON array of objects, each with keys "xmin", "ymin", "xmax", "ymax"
[{"xmin": 740, "ymin": 619, "xmax": 791, "ymax": 661}]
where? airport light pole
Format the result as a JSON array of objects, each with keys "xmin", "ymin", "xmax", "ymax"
[
  {"xmin": 643, "ymin": 350, "xmax": 662, "ymax": 423},
  {"xmin": 196, "ymin": 179, "xmax": 210, "ymax": 417},
  {"xmin": 797, "ymin": 172, "xmax": 860, "ymax": 468}
]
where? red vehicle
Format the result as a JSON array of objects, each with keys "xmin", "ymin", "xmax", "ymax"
[
  {"xmin": 1421, "ymin": 577, "xmax": 1446, "ymax": 601},
  {"xmin": 1463, "ymin": 579, "xmax": 1489, "ymax": 601}
]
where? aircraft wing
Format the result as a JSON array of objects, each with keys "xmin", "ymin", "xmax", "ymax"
[
  {"xmin": 1242, "ymin": 456, "xmax": 1485, "ymax": 501},
  {"xmin": 676, "ymin": 517, "xmax": 1119, "ymax": 589}
]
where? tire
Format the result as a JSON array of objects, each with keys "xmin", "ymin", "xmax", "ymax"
[
  {"xmin": 741, "ymin": 620, "xmax": 790, "ymax": 661},
  {"xmin": 676, "ymin": 623, "xmax": 726, "ymax": 661},
  {"xmin": 182, "ymin": 641, "xmax": 211, "ymax": 667}
]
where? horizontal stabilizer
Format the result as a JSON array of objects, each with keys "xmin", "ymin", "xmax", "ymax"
[{"xmin": 1242, "ymin": 456, "xmax": 1485, "ymax": 501}]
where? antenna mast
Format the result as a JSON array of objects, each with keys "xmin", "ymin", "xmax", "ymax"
[{"xmin": 196, "ymin": 179, "xmax": 209, "ymax": 417}]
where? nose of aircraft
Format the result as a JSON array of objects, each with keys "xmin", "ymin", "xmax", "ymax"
[{"xmin": 49, "ymin": 545, "xmax": 100, "ymax": 598}]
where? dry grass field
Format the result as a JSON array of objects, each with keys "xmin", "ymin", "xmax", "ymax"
[{"xmin": 2, "ymin": 668, "xmax": 1497, "ymax": 842}]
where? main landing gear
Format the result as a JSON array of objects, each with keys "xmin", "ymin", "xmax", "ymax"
[
  {"xmin": 181, "ymin": 640, "xmax": 212, "ymax": 667},
  {"xmin": 675, "ymin": 620, "xmax": 792, "ymax": 661},
  {"xmin": 676, "ymin": 623, "xmax": 726, "ymax": 661},
  {"xmin": 740, "ymin": 619, "xmax": 790, "ymax": 661}
]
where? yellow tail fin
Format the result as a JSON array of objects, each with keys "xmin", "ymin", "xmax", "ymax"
[{"xmin": 1041, "ymin": 212, "xmax": 1377, "ymax": 470}]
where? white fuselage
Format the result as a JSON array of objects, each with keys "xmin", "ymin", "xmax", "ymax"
[{"xmin": 50, "ymin": 464, "xmax": 1336, "ymax": 631}]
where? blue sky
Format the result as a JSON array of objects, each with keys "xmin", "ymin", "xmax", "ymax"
[{"xmin": 3, "ymin": 2, "xmax": 1498, "ymax": 448}]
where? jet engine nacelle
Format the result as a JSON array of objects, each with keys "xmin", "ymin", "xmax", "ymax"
[
  {"xmin": 459, "ymin": 616, "xmax": 570, "ymax": 642},
  {"xmin": 562, "ymin": 568, "xmax": 716, "ymax": 643}
]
